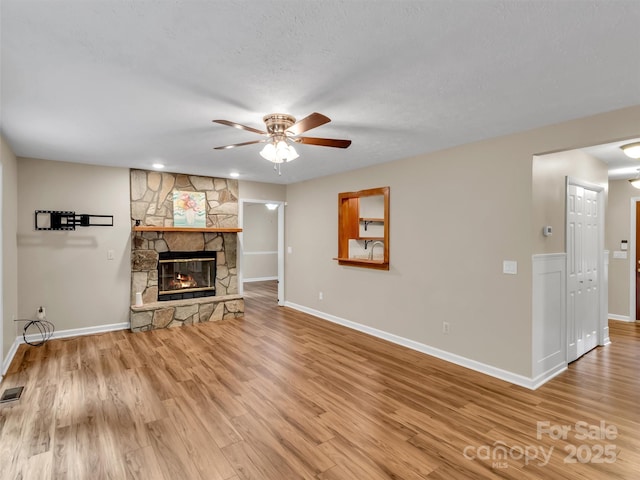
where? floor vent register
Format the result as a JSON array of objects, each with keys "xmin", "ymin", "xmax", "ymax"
[{"xmin": 0, "ymin": 386, "xmax": 24, "ymax": 403}]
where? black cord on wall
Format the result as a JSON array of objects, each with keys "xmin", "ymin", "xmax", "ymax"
[{"xmin": 22, "ymin": 319, "xmax": 55, "ymax": 346}]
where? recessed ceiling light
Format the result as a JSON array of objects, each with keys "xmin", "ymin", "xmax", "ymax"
[
  {"xmin": 152, "ymin": 163, "xmax": 165, "ymax": 169},
  {"xmin": 229, "ymin": 172, "xmax": 240, "ymax": 178}
]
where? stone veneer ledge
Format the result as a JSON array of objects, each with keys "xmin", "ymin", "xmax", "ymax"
[
  {"xmin": 129, "ymin": 169, "xmax": 244, "ymax": 332},
  {"xmin": 130, "ymin": 294, "xmax": 244, "ymax": 332}
]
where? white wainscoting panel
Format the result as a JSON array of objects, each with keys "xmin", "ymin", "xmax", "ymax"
[{"xmin": 532, "ymin": 253, "xmax": 567, "ymax": 382}]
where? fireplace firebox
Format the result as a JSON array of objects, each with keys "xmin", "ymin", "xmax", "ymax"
[{"xmin": 158, "ymin": 251, "xmax": 216, "ymax": 301}]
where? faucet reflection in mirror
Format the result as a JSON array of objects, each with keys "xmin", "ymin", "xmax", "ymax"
[{"xmin": 368, "ymin": 241, "xmax": 385, "ymax": 261}]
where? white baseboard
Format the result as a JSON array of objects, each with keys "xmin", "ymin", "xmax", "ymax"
[
  {"xmin": 244, "ymin": 276, "xmax": 278, "ymax": 283},
  {"xmin": 609, "ymin": 314, "xmax": 634, "ymax": 322},
  {"xmin": 1, "ymin": 322, "xmax": 129, "ymax": 379},
  {"xmin": 22, "ymin": 322, "xmax": 129, "ymax": 344},
  {"xmin": 530, "ymin": 362, "xmax": 568, "ymax": 390},
  {"xmin": 284, "ymin": 302, "xmax": 542, "ymax": 390},
  {"xmin": 1, "ymin": 337, "xmax": 21, "ymax": 378}
]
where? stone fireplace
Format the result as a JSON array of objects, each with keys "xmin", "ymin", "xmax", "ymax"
[{"xmin": 129, "ymin": 169, "xmax": 244, "ymax": 332}]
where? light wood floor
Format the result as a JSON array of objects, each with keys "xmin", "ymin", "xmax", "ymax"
[{"xmin": 1, "ymin": 280, "xmax": 639, "ymax": 479}]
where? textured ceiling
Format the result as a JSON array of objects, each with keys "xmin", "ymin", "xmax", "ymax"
[{"xmin": 1, "ymin": 1, "xmax": 639, "ymax": 184}]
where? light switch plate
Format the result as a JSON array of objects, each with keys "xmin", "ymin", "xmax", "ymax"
[
  {"xmin": 503, "ymin": 260, "xmax": 518, "ymax": 275},
  {"xmin": 613, "ymin": 251, "xmax": 628, "ymax": 259}
]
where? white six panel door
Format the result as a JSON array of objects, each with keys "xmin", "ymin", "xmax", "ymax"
[
  {"xmin": 566, "ymin": 184, "xmax": 583, "ymax": 362},
  {"xmin": 582, "ymin": 188, "xmax": 599, "ymax": 354},
  {"xmin": 566, "ymin": 184, "xmax": 600, "ymax": 363}
]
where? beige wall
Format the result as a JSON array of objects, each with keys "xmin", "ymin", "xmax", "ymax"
[
  {"xmin": 1, "ymin": 136, "xmax": 19, "ymax": 368},
  {"xmin": 285, "ymin": 105, "xmax": 640, "ymax": 378},
  {"xmin": 17, "ymin": 158, "xmax": 131, "ymax": 331},
  {"xmin": 606, "ymin": 179, "xmax": 638, "ymax": 318},
  {"xmin": 244, "ymin": 204, "xmax": 278, "ymax": 252},
  {"xmin": 239, "ymin": 180, "xmax": 286, "ymax": 202},
  {"xmin": 286, "ymin": 141, "xmax": 534, "ymax": 376},
  {"xmin": 532, "ymin": 150, "xmax": 608, "ymax": 254}
]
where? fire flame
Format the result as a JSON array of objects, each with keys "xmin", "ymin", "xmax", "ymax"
[{"xmin": 169, "ymin": 273, "xmax": 197, "ymax": 289}]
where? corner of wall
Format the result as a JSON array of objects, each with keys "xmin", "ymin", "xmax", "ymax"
[{"xmin": 1, "ymin": 135, "xmax": 19, "ymax": 372}]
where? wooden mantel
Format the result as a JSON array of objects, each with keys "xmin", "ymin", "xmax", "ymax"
[{"xmin": 133, "ymin": 226, "xmax": 242, "ymax": 233}]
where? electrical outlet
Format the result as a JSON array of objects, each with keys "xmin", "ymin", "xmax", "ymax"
[
  {"xmin": 443, "ymin": 321, "xmax": 450, "ymax": 334},
  {"xmin": 37, "ymin": 306, "xmax": 46, "ymax": 320},
  {"xmin": 319, "ymin": 291, "xmax": 323, "ymax": 300}
]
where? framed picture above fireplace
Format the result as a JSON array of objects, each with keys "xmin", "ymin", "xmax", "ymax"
[{"xmin": 173, "ymin": 190, "xmax": 206, "ymax": 227}]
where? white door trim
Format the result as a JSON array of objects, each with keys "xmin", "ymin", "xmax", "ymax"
[
  {"xmin": 566, "ymin": 177, "xmax": 606, "ymax": 360},
  {"xmin": 238, "ymin": 198, "xmax": 285, "ymax": 306},
  {"xmin": 629, "ymin": 197, "xmax": 640, "ymax": 322}
]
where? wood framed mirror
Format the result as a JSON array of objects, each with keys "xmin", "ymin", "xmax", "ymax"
[{"xmin": 335, "ymin": 186, "xmax": 389, "ymax": 270}]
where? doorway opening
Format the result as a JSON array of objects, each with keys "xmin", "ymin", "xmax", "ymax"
[
  {"xmin": 573, "ymin": 137, "xmax": 640, "ymax": 325},
  {"xmin": 238, "ymin": 199, "xmax": 284, "ymax": 306}
]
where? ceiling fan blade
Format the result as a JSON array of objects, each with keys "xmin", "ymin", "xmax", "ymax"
[
  {"xmin": 295, "ymin": 137, "xmax": 352, "ymax": 148},
  {"xmin": 214, "ymin": 139, "xmax": 267, "ymax": 150},
  {"xmin": 212, "ymin": 119, "xmax": 266, "ymax": 135},
  {"xmin": 286, "ymin": 112, "xmax": 331, "ymax": 135}
]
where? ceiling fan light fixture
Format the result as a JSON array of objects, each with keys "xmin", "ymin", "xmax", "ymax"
[
  {"xmin": 259, "ymin": 143, "xmax": 276, "ymax": 161},
  {"xmin": 261, "ymin": 139, "xmax": 299, "ymax": 164},
  {"xmin": 286, "ymin": 144, "xmax": 299, "ymax": 162},
  {"xmin": 275, "ymin": 140, "xmax": 289, "ymax": 163},
  {"xmin": 621, "ymin": 142, "xmax": 640, "ymax": 159}
]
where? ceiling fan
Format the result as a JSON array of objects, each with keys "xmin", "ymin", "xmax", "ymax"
[{"xmin": 212, "ymin": 112, "xmax": 351, "ymax": 174}]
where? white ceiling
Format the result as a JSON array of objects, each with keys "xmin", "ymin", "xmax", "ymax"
[{"xmin": 1, "ymin": 1, "xmax": 639, "ymax": 185}]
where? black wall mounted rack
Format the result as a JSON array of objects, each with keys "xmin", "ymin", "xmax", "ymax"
[{"xmin": 35, "ymin": 210, "xmax": 114, "ymax": 231}]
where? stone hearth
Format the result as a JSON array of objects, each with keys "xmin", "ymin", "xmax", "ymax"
[
  {"xmin": 129, "ymin": 169, "xmax": 244, "ymax": 332},
  {"xmin": 130, "ymin": 294, "xmax": 243, "ymax": 332}
]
